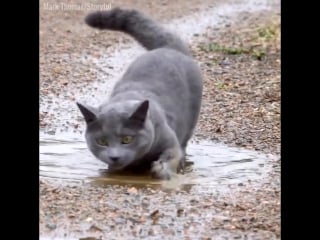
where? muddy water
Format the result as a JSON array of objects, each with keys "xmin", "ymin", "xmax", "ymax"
[{"xmin": 40, "ymin": 134, "xmax": 272, "ymax": 191}]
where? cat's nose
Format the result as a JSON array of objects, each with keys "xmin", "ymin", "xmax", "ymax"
[{"xmin": 109, "ymin": 157, "xmax": 119, "ymax": 162}]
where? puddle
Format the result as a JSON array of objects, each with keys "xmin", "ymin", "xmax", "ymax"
[{"xmin": 40, "ymin": 134, "xmax": 273, "ymax": 190}]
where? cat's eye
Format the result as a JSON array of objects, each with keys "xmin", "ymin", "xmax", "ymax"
[
  {"xmin": 121, "ymin": 136, "xmax": 133, "ymax": 144},
  {"xmin": 96, "ymin": 137, "xmax": 109, "ymax": 146}
]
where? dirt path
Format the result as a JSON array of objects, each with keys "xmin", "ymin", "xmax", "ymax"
[{"xmin": 40, "ymin": 0, "xmax": 280, "ymax": 239}]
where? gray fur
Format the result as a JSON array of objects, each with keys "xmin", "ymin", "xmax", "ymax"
[
  {"xmin": 78, "ymin": 8, "xmax": 203, "ymax": 179},
  {"xmin": 85, "ymin": 7, "xmax": 191, "ymax": 56}
]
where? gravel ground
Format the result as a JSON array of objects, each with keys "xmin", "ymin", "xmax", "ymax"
[
  {"xmin": 193, "ymin": 10, "xmax": 280, "ymax": 156},
  {"xmin": 40, "ymin": 0, "xmax": 280, "ymax": 239}
]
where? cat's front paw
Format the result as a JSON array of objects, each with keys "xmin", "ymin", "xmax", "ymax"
[{"xmin": 151, "ymin": 160, "xmax": 172, "ymax": 180}]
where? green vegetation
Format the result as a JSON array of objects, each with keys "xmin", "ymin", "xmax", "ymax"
[{"xmin": 199, "ymin": 23, "xmax": 279, "ymax": 61}]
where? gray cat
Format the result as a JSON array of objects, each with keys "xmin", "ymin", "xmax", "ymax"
[{"xmin": 77, "ymin": 8, "xmax": 203, "ymax": 179}]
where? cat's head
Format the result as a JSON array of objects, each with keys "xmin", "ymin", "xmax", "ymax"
[{"xmin": 77, "ymin": 100, "xmax": 154, "ymax": 170}]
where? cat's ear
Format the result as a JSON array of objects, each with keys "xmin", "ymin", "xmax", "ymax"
[
  {"xmin": 76, "ymin": 102, "xmax": 98, "ymax": 124},
  {"xmin": 129, "ymin": 100, "xmax": 149, "ymax": 125}
]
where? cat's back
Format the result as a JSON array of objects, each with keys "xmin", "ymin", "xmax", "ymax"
[
  {"xmin": 113, "ymin": 48, "xmax": 202, "ymax": 95},
  {"xmin": 110, "ymin": 47, "xmax": 202, "ymax": 142}
]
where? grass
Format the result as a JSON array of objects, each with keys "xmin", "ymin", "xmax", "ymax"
[
  {"xmin": 258, "ymin": 26, "xmax": 277, "ymax": 40},
  {"xmin": 199, "ymin": 23, "xmax": 279, "ymax": 61},
  {"xmin": 200, "ymin": 43, "xmax": 265, "ymax": 60},
  {"xmin": 200, "ymin": 43, "xmax": 249, "ymax": 55}
]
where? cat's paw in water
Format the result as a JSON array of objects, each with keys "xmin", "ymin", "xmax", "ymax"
[
  {"xmin": 151, "ymin": 160, "xmax": 175, "ymax": 180},
  {"xmin": 151, "ymin": 146, "xmax": 183, "ymax": 180}
]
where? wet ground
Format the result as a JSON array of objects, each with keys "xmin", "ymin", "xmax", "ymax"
[
  {"xmin": 40, "ymin": 0, "xmax": 280, "ymax": 239},
  {"xmin": 40, "ymin": 135, "xmax": 274, "ymax": 188}
]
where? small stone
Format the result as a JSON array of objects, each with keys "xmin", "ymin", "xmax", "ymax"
[{"xmin": 45, "ymin": 223, "xmax": 56, "ymax": 230}]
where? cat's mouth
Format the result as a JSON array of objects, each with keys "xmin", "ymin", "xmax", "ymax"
[
  {"xmin": 97, "ymin": 154, "xmax": 133, "ymax": 170},
  {"xmin": 107, "ymin": 161, "xmax": 129, "ymax": 171}
]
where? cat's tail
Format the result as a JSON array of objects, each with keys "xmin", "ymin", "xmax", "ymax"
[{"xmin": 85, "ymin": 8, "xmax": 191, "ymax": 56}]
